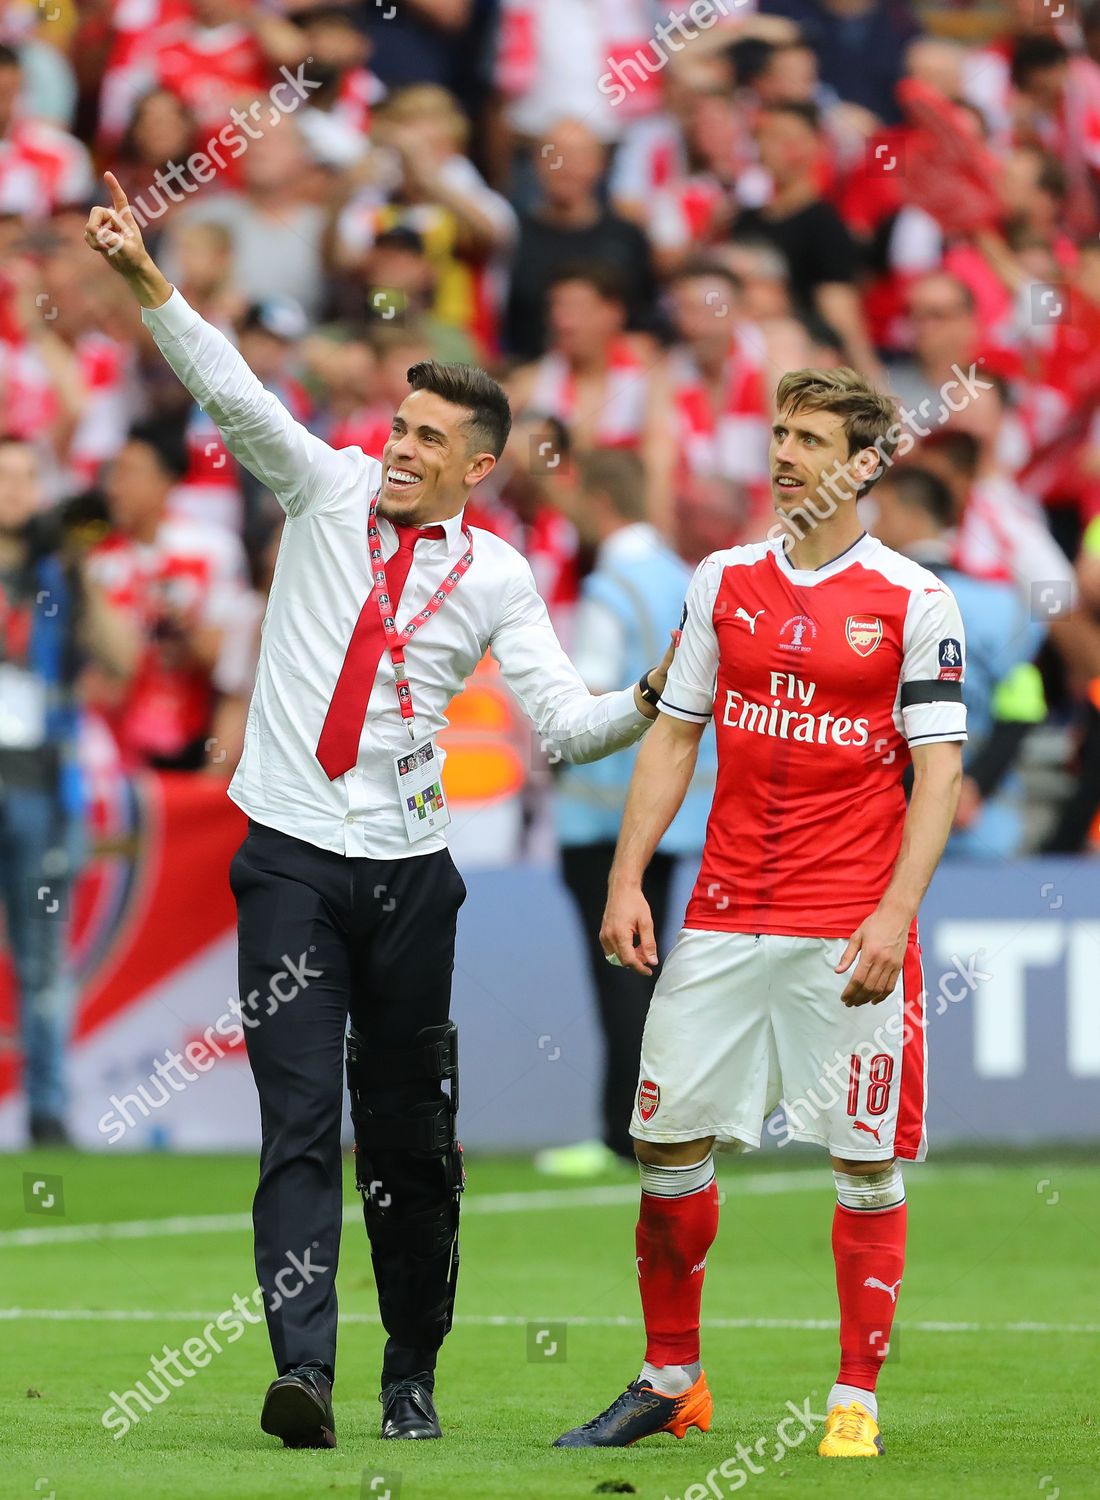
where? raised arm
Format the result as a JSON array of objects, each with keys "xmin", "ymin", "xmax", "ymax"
[
  {"xmin": 489, "ymin": 554, "xmax": 671, "ymax": 764},
  {"xmin": 83, "ymin": 172, "xmax": 363, "ymax": 518}
]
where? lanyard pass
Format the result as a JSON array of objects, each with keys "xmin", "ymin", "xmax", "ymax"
[
  {"xmin": 392, "ymin": 655, "xmax": 416, "ymax": 739},
  {"xmin": 367, "ymin": 491, "xmax": 475, "ymax": 733}
]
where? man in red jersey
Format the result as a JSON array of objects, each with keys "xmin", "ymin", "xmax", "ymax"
[{"xmin": 555, "ymin": 368, "xmax": 966, "ymax": 1457}]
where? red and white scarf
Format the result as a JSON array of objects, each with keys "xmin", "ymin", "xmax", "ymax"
[
  {"xmin": 668, "ymin": 342, "xmax": 770, "ymax": 483},
  {"xmin": 529, "ymin": 339, "xmax": 649, "ymax": 447}
]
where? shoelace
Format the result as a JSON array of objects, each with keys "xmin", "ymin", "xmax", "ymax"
[
  {"xmin": 832, "ymin": 1404, "xmax": 869, "ymax": 1443},
  {"xmin": 575, "ymin": 1381, "xmax": 653, "ymax": 1432},
  {"xmin": 380, "ymin": 1379, "xmax": 431, "ymax": 1409}
]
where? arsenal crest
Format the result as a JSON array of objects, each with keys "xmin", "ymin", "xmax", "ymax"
[
  {"xmin": 845, "ymin": 615, "xmax": 883, "ymax": 657},
  {"xmin": 638, "ymin": 1080, "xmax": 660, "ymax": 1122}
]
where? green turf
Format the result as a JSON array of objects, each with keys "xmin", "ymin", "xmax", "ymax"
[{"xmin": 2, "ymin": 1151, "xmax": 1098, "ymax": 1499}]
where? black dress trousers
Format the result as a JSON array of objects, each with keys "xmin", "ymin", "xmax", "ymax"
[{"xmin": 228, "ymin": 817, "xmax": 467, "ymax": 1381}]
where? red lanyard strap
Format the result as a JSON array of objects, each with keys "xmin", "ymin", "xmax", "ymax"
[{"xmin": 367, "ymin": 492, "xmax": 474, "ymax": 737}]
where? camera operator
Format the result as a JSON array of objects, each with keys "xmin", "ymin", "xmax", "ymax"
[{"xmin": 0, "ymin": 436, "xmax": 134, "ymax": 1144}]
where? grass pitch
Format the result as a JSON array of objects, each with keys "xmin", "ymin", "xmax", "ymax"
[{"xmin": 2, "ymin": 1151, "xmax": 1098, "ymax": 1500}]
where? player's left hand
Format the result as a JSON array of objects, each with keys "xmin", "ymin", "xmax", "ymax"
[
  {"xmin": 835, "ymin": 909, "xmax": 908, "ymax": 1007},
  {"xmin": 644, "ymin": 630, "xmax": 679, "ymax": 701}
]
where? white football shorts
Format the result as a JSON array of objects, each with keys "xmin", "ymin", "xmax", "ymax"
[{"xmin": 630, "ymin": 930, "xmax": 928, "ymax": 1161}]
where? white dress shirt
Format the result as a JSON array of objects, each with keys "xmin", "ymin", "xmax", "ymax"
[{"xmin": 141, "ymin": 290, "xmax": 650, "ymax": 859}]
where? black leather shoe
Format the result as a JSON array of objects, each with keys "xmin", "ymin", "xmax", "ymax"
[
  {"xmin": 380, "ymin": 1376, "xmax": 442, "ymax": 1439},
  {"xmin": 260, "ymin": 1365, "xmax": 336, "ymax": 1449}
]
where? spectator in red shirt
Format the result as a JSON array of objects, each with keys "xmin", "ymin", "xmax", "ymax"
[
  {"xmin": 100, "ymin": 0, "xmax": 307, "ymax": 149},
  {"xmin": 644, "ymin": 261, "xmax": 772, "ymax": 542},
  {"xmin": 86, "ymin": 418, "xmax": 248, "ymax": 771},
  {"xmin": 0, "ymin": 43, "xmax": 93, "ymax": 220},
  {"xmin": 508, "ymin": 265, "xmax": 652, "ymax": 455}
]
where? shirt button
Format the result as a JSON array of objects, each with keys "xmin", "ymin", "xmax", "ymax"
[{"xmin": 345, "ymin": 814, "xmax": 356, "ymax": 824}]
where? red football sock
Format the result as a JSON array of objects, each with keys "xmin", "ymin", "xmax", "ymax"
[
  {"xmin": 832, "ymin": 1200, "xmax": 907, "ymax": 1391},
  {"xmin": 636, "ymin": 1180, "xmax": 719, "ymax": 1366}
]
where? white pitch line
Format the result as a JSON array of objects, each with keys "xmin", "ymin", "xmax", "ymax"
[
  {"xmin": 0, "ymin": 1165, "xmax": 1003, "ymax": 1250},
  {"xmin": 0, "ymin": 1307, "xmax": 1095, "ymax": 1335},
  {"xmin": 0, "ymin": 1171, "xmax": 816, "ymax": 1248}
]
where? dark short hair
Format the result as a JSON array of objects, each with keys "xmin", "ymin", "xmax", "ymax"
[
  {"xmin": 1011, "ymin": 35, "xmax": 1068, "ymax": 89},
  {"xmin": 547, "ymin": 261, "xmax": 626, "ymax": 306},
  {"xmin": 290, "ymin": 2, "xmax": 360, "ymax": 28},
  {"xmin": 519, "ymin": 409, "xmax": 571, "ymax": 462},
  {"xmin": 127, "ymin": 418, "xmax": 189, "ymax": 481},
  {"xmin": 728, "ymin": 35, "xmax": 775, "ymax": 88},
  {"xmin": 406, "ymin": 360, "xmax": 512, "ymax": 458},
  {"xmin": 882, "ymin": 466, "xmax": 956, "ymax": 529},
  {"xmin": 759, "ymin": 99, "xmax": 820, "ymax": 133},
  {"xmin": 670, "ymin": 257, "xmax": 744, "ymax": 296},
  {"xmin": 920, "ymin": 429, "xmax": 981, "ymax": 478},
  {"xmin": 577, "ymin": 448, "xmax": 647, "ymax": 522},
  {"xmin": 912, "ymin": 272, "xmax": 976, "ymax": 314}
]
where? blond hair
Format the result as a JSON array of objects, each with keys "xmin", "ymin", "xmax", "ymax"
[{"xmin": 377, "ymin": 85, "xmax": 469, "ymax": 150}]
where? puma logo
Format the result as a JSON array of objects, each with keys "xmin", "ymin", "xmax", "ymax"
[
  {"xmin": 734, "ymin": 607, "xmax": 764, "ymax": 634},
  {"xmin": 863, "ymin": 1275, "xmax": 902, "ymax": 1303},
  {"xmin": 853, "ymin": 1119, "xmax": 883, "ymax": 1144}
]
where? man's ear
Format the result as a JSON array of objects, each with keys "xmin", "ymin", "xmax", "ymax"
[
  {"xmin": 464, "ymin": 451, "xmax": 497, "ymax": 489},
  {"xmin": 853, "ymin": 445, "xmax": 882, "ymax": 487}
]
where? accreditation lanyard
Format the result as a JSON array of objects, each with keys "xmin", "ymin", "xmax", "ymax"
[{"xmin": 367, "ymin": 493, "xmax": 475, "ymax": 740}]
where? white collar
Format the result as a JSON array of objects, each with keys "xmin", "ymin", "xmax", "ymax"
[{"xmin": 380, "ymin": 508, "xmax": 467, "ymax": 549}]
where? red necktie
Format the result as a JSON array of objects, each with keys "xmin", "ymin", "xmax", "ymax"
[{"xmin": 315, "ymin": 522, "xmax": 446, "ymax": 780}]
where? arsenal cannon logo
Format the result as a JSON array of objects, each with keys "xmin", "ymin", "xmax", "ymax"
[{"xmin": 845, "ymin": 615, "xmax": 883, "ymax": 657}]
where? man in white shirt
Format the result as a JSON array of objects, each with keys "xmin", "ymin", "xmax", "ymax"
[{"xmin": 84, "ymin": 173, "xmax": 670, "ymax": 1450}]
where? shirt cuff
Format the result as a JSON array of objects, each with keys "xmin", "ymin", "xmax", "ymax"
[
  {"xmin": 140, "ymin": 286, "xmax": 199, "ymax": 341},
  {"xmin": 609, "ymin": 683, "xmax": 652, "ymax": 738},
  {"xmin": 591, "ymin": 687, "xmax": 651, "ymax": 744}
]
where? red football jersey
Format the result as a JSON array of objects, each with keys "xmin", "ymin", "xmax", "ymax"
[
  {"xmin": 660, "ymin": 534, "xmax": 967, "ymax": 938},
  {"xmin": 86, "ymin": 517, "xmax": 247, "ymax": 765}
]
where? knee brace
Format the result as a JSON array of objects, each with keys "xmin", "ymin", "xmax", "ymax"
[
  {"xmin": 346, "ymin": 1021, "xmax": 463, "ymax": 1196},
  {"xmin": 346, "ymin": 1022, "xmax": 464, "ymax": 1345}
]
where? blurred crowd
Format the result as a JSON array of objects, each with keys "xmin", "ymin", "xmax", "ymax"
[{"xmin": 3, "ymin": 0, "xmax": 1100, "ymax": 907}]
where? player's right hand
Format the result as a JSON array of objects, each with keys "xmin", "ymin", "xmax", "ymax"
[
  {"xmin": 84, "ymin": 172, "xmax": 150, "ymax": 276},
  {"xmin": 601, "ymin": 886, "xmax": 657, "ymax": 977}
]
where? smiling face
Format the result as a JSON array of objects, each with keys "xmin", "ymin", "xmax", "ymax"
[
  {"xmin": 770, "ymin": 403, "xmax": 871, "ymax": 514},
  {"xmin": 380, "ymin": 388, "xmax": 496, "ymax": 523}
]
